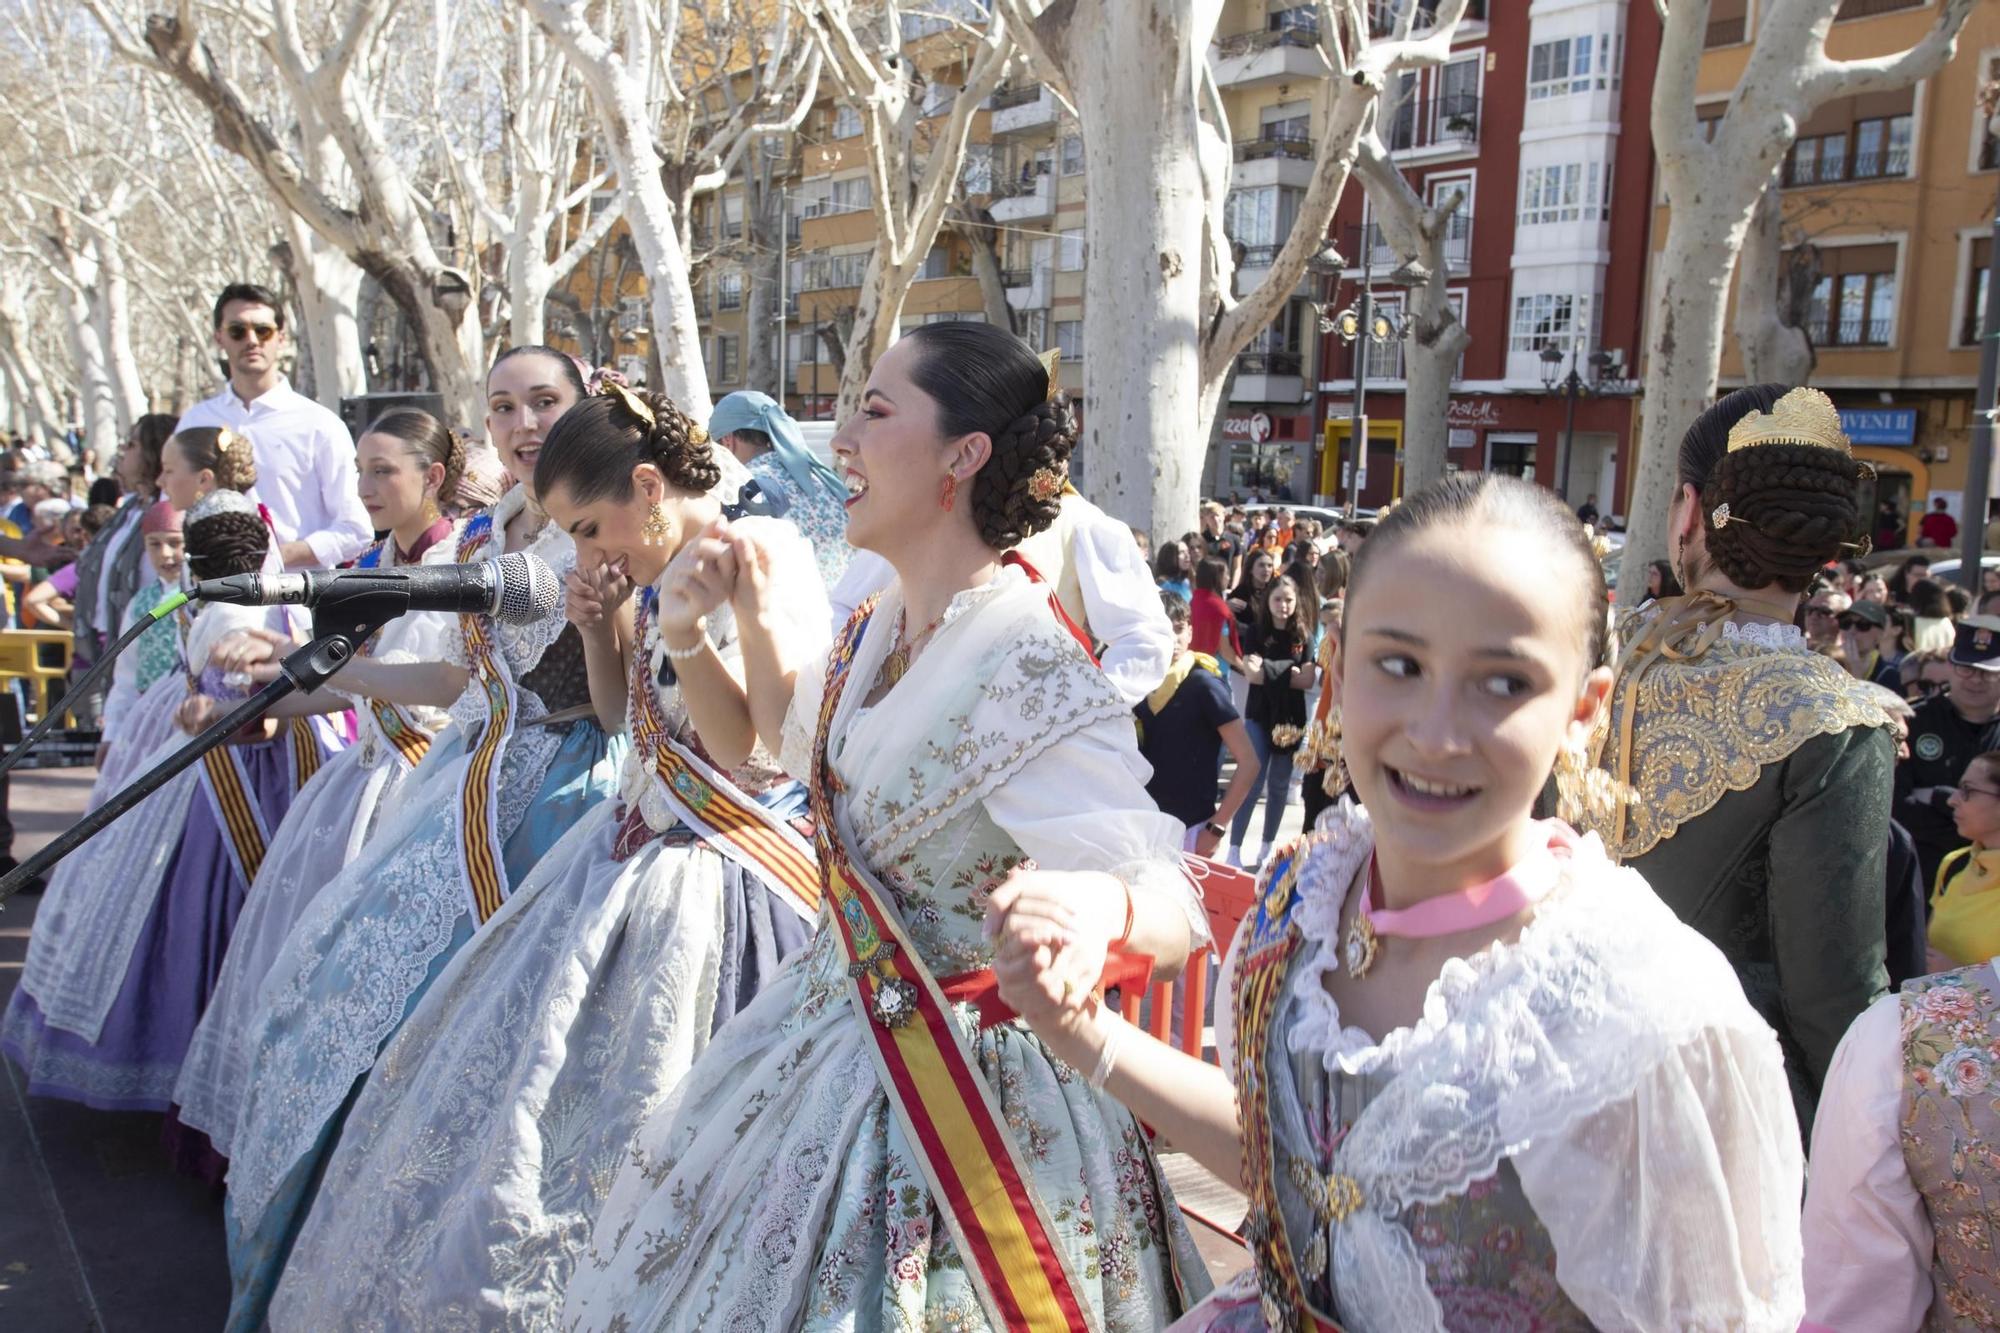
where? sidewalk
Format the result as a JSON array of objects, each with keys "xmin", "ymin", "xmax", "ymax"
[{"xmin": 0, "ymin": 766, "xmax": 232, "ymax": 1331}]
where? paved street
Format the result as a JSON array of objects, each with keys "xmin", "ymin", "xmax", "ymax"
[{"xmin": 0, "ymin": 766, "xmax": 232, "ymax": 1331}]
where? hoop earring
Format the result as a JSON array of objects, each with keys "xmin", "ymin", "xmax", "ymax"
[
  {"xmin": 939, "ymin": 473, "xmax": 958, "ymax": 513},
  {"xmin": 641, "ymin": 502, "xmax": 671, "ymax": 546}
]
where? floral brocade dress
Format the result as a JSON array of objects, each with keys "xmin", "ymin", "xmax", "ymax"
[
  {"xmin": 1181, "ymin": 803, "xmax": 1809, "ymax": 1332},
  {"xmin": 563, "ymin": 567, "xmax": 1213, "ymax": 1331}
]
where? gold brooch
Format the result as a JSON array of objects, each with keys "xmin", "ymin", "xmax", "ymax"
[
  {"xmin": 1027, "ymin": 467, "xmax": 1064, "ymax": 503},
  {"xmin": 1710, "ymin": 502, "xmax": 1732, "ymax": 530},
  {"xmin": 1725, "ymin": 386, "xmax": 1851, "ymax": 455},
  {"xmin": 1343, "ymin": 911, "xmax": 1379, "ymax": 979}
]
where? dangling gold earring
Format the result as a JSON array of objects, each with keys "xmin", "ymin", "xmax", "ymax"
[
  {"xmin": 1311, "ymin": 707, "xmax": 1348, "ymax": 797},
  {"xmin": 641, "ymin": 502, "xmax": 671, "ymax": 547}
]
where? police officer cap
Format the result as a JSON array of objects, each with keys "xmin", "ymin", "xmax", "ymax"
[{"xmin": 1950, "ymin": 616, "xmax": 2000, "ymax": 673}]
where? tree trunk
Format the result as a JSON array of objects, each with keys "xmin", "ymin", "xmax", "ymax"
[
  {"xmin": 61, "ymin": 283, "xmax": 113, "ymax": 467},
  {"xmin": 743, "ymin": 157, "xmax": 783, "ymax": 397},
  {"xmin": 1401, "ymin": 301, "xmax": 1466, "ymax": 495},
  {"xmin": 0, "ymin": 283, "xmax": 66, "ymax": 445},
  {"xmin": 1621, "ymin": 217, "xmax": 1745, "ymax": 606},
  {"xmin": 1735, "ymin": 179, "xmax": 1816, "ymax": 386},
  {"xmin": 950, "ymin": 202, "xmax": 1018, "ymax": 333},
  {"xmin": 1061, "ymin": 3, "xmax": 1209, "ymax": 535},
  {"xmin": 91, "ymin": 231, "xmax": 147, "ymax": 435},
  {"xmin": 287, "ymin": 217, "xmax": 369, "ymax": 406}
]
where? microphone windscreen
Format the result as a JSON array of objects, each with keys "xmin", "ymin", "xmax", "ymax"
[{"xmin": 492, "ymin": 551, "xmax": 560, "ymax": 625}]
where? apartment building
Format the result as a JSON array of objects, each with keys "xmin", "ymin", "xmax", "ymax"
[
  {"xmin": 1300, "ymin": 0, "xmax": 1662, "ymax": 513},
  {"xmin": 1692, "ymin": 0, "xmax": 1998, "ymax": 542}
]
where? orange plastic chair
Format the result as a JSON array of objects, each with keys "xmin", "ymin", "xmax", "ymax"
[{"xmin": 1119, "ymin": 854, "xmax": 1261, "ymax": 1059}]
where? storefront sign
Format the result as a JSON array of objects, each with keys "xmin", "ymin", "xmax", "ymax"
[
  {"xmin": 1446, "ymin": 398, "xmax": 1505, "ymax": 430},
  {"xmin": 1838, "ymin": 407, "xmax": 1917, "ymax": 446},
  {"xmin": 1222, "ymin": 412, "xmax": 1274, "ymax": 443},
  {"xmin": 1448, "ymin": 428, "xmax": 1478, "ymax": 451}
]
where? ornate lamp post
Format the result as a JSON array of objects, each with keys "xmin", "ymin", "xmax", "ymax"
[
  {"xmin": 1539, "ymin": 342, "xmax": 1634, "ymax": 502},
  {"xmin": 1312, "ymin": 235, "xmax": 1407, "ymax": 512}
]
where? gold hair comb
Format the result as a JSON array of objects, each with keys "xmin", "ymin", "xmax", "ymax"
[
  {"xmin": 600, "ymin": 379, "xmax": 656, "ymax": 428},
  {"xmin": 1037, "ymin": 347, "xmax": 1062, "ymax": 402},
  {"xmin": 1725, "ymin": 387, "xmax": 1851, "ymax": 455}
]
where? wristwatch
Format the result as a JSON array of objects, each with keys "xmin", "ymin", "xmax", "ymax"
[{"xmin": 1204, "ymin": 821, "xmax": 1227, "ymax": 839}]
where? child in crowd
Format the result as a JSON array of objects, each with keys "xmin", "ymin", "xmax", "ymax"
[{"xmin": 1138, "ymin": 592, "xmax": 1260, "ymax": 856}]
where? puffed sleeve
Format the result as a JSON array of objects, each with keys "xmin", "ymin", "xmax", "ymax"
[
  {"xmin": 1071, "ymin": 510, "xmax": 1174, "ymax": 706},
  {"xmin": 1799, "ymin": 994, "xmax": 1934, "ymax": 1333},
  {"xmin": 983, "ymin": 712, "xmax": 1210, "ymax": 950},
  {"xmin": 1512, "ymin": 1021, "xmax": 1807, "ymax": 1332}
]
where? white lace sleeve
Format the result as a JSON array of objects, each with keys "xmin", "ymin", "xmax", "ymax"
[
  {"xmin": 983, "ymin": 713, "xmax": 1210, "ymax": 949},
  {"xmin": 1214, "ymin": 914, "xmax": 1252, "ymax": 1073},
  {"xmin": 1512, "ymin": 1021, "xmax": 1807, "ymax": 1332}
]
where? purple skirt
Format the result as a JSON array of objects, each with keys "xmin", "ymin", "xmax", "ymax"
[{"xmin": 3, "ymin": 735, "xmax": 301, "ymax": 1114}]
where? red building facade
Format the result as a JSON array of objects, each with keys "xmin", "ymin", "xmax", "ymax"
[{"xmin": 1314, "ymin": 0, "xmax": 1662, "ymax": 520}]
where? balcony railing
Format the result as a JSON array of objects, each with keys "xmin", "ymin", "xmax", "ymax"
[
  {"xmin": 1783, "ymin": 142, "xmax": 1910, "ymax": 186},
  {"xmin": 1356, "ymin": 211, "xmax": 1474, "ymax": 270},
  {"xmin": 991, "ymin": 84, "xmax": 1043, "ymax": 111},
  {"xmin": 1703, "ymin": 16, "xmax": 1746, "ymax": 46},
  {"xmin": 1000, "ymin": 267, "xmax": 1033, "ymax": 288},
  {"xmin": 1821, "ymin": 316, "xmax": 1891, "ymax": 347},
  {"xmin": 990, "ymin": 164, "xmax": 1051, "ymax": 198},
  {"xmin": 1236, "ymin": 243, "xmax": 1280, "ymax": 269},
  {"xmin": 1235, "ymin": 133, "xmax": 1315, "ymax": 163},
  {"xmin": 1387, "ymin": 92, "xmax": 1480, "ymax": 152},
  {"xmin": 1235, "ymin": 350, "xmax": 1303, "ymax": 376},
  {"xmin": 1214, "ymin": 18, "xmax": 1318, "ymax": 58},
  {"xmin": 1368, "ymin": 0, "xmax": 1482, "ymax": 37}
]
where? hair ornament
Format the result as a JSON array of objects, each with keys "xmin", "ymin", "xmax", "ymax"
[
  {"xmin": 598, "ymin": 376, "xmax": 656, "ymax": 428},
  {"xmin": 1710, "ymin": 502, "xmax": 1734, "ymax": 531},
  {"xmin": 1724, "ymin": 386, "xmax": 1851, "ymax": 455},
  {"xmin": 1027, "ymin": 464, "xmax": 1066, "ymax": 504},
  {"xmin": 187, "ymin": 488, "xmax": 259, "ymax": 526},
  {"xmin": 1037, "ymin": 347, "xmax": 1062, "ymax": 402}
]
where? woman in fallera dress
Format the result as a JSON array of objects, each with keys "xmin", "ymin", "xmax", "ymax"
[
  {"xmin": 216, "ymin": 346, "xmax": 626, "ymax": 1330},
  {"xmin": 563, "ymin": 322, "xmax": 1212, "ymax": 1331},
  {"xmin": 171, "ymin": 409, "xmax": 467, "ymax": 1162},
  {"xmin": 267, "ymin": 385, "xmax": 830, "ymax": 1329},
  {"xmin": 994, "ymin": 473, "xmax": 1807, "ymax": 1331},
  {"xmin": 2, "ymin": 487, "xmax": 343, "ymax": 1122}
]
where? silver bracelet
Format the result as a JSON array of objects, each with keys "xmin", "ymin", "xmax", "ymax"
[
  {"xmin": 663, "ymin": 622, "xmax": 709, "ymax": 662},
  {"xmin": 1086, "ymin": 1013, "xmax": 1126, "ymax": 1094}
]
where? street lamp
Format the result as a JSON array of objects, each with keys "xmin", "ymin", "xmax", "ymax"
[
  {"xmin": 1316, "ymin": 226, "xmax": 1409, "ymax": 513},
  {"xmin": 1539, "ymin": 342, "xmax": 1633, "ymax": 501}
]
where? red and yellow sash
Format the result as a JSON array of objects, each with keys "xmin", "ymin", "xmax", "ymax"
[
  {"xmin": 623, "ymin": 596, "xmax": 819, "ymax": 920},
  {"xmin": 810, "ymin": 597, "xmax": 1100, "ymax": 1333},
  {"xmin": 1234, "ymin": 838, "xmax": 1349, "ymax": 1332},
  {"xmin": 451, "ymin": 515, "xmax": 516, "ymax": 924},
  {"xmin": 201, "ymin": 744, "xmax": 271, "ymax": 888},
  {"xmin": 349, "ymin": 536, "xmax": 437, "ymax": 771}
]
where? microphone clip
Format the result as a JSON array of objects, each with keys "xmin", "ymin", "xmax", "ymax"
[{"xmin": 283, "ymin": 581, "xmax": 420, "ymax": 692}]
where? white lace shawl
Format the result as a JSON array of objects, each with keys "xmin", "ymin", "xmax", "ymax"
[
  {"xmin": 1719, "ymin": 619, "xmax": 1808, "ymax": 652},
  {"xmin": 1217, "ymin": 804, "xmax": 1806, "ymax": 1332},
  {"xmin": 329, "ymin": 528, "xmax": 463, "ymax": 757},
  {"xmin": 779, "ymin": 566, "xmax": 1205, "ymax": 942}
]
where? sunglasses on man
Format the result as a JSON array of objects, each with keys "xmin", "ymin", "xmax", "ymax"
[
  {"xmin": 224, "ymin": 322, "xmax": 280, "ymax": 344},
  {"xmin": 1837, "ymin": 615, "xmax": 1875, "ymax": 631}
]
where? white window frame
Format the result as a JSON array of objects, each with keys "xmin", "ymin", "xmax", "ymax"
[
  {"xmin": 1526, "ymin": 30, "xmax": 1622, "ymax": 101},
  {"xmin": 1970, "ymin": 49, "xmax": 2000, "ymax": 175},
  {"xmin": 1951, "ymin": 225, "xmax": 1994, "ymax": 350},
  {"xmin": 1059, "ymin": 228, "xmax": 1086, "ymax": 272},
  {"xmin": 832, "ymin": 104, "xmax": 863, "ymax": 138},
  {"xmin": 717, "ymin": 272, "xmax": 744, "ymax": 311},
  {"xmin": 1060, "ymin": 135, "xmax": 1084, "ymax": 175},
  {"xmin": 1802, "ymin": 231, "xmax": 1908, "ymax": 351},
  {"xmin": 1055, "ymin": 319, "xmax": 1083, "ymax": 362}
]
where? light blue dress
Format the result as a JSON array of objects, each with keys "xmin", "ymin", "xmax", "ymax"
[
  {"xmin": 218, "ymin": 499, "xmax": 625, "ymax": 1331},
  {"xmin": 746, "ymin": 451, "xmax": 853, "ymax": 586}
]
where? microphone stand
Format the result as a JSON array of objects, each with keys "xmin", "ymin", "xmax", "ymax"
[{"xmin": 0, "ymin": 582, "xmax": 416, "ymax": 909}]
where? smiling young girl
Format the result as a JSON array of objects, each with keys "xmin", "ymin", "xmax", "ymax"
[{"xmin": 994, "ymin": 472, "xmax": 1806, "ymax": 1329}]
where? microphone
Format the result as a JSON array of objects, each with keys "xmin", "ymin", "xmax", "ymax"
[{"xmin": 189, "ymin": 551, "xmax": 561, "ymax": 626}]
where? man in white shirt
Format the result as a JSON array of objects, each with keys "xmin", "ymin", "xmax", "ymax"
[{"xmin": 175, "ymin": 283, "xmax": 373, "ymax": 570}]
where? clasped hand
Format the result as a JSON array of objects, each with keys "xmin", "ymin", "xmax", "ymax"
[
  {"xmin": 655, "ymin": 519, "xmax": 782, "ymax": 643},
  {"xmin": 985, "ymin": 866, "xmax": 1125, "ymax": 1029},
  {"xmin": 565, "ymin": 560, "xmax": 632, "ymax": 633}
]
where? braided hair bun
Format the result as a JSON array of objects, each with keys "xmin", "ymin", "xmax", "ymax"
[
  {"xmin": 184, "ymin": 510, "xmax": 270, "ymax": 580},
  {"xmin": 1700, "ymin": 442, "xmax": 1870, "ymax": 593},
  {"xmin": 170, "ymin": 427, "xmax": 258, "ymax": 493},
  {"xmin": 902, "ymin": 321, "xmax": 1076, "ymax": 551},
  {"xmin": 533, "ymin": 383, "xmax": 721, "ymax": 504}
]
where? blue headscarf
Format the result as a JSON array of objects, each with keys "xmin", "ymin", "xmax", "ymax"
[{"xmin": 708, "ymin": 391, "xmax": 844, "ymax": 504}]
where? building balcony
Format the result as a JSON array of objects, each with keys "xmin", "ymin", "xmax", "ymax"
[
  {"xmin": 989, "ymin": 171, "xmax": 1054, "ymax": 223},
  {"xmin": 1231, "ymin": 350, "xmax": 1306, "ymax": 405},
  {"xmin": 1002, "ymin": 267, "xmax": 1050, "ymax": 310},
  {"xmin": 1386, "ymin": 93, "xmax": 1479, "ymax": 155},
  {"xmin": 1703, "ymin": 16, "xmax": 1746, "ymax": 47},
  {"xmin": 991, "ymin": 84, "xmax": 1058, "ymax": 137},
  {"xmin": 1781, "ymin": 145, "xmax": 1912, "ymax": 187},
  {"xmin": 1368, "ymin": 0, "xmax": 1483, "ymax": 38},
  {"xmin": 1235, "ymin": 133, "xmax": 1314, "ymax": 164},
  {"xmin": 1210, "ymin": 17, "xmax": 1323, "ymax": 90},
  {"xmin": 1232, "ymin": 152, "xmax": 1317, "ymax": 191},
  {"xmin": 1356, "ymin": 212, "xmax": 1473, "ymax": 272}
]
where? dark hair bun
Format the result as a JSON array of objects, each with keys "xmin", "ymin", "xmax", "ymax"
[
  {"xmin": 636, "ymin": 390, "xmax": 722, "ymax": 495},
  {"xmin": 184, "ymin": 510, "xmax": 270, "ymax": 579},
  {"xmin": 970, "ymin": 398, "xmax": 1076, "ymax": 548},
  {"xmin": 1701, "ymin": 442, "xmax": 1869, "ymax": 593}
]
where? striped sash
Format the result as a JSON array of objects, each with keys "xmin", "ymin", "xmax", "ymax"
[
  {"xmin": 1234, "ymin": 839, "xmax": 1349, "ymax": 1332},
  {"xmin": 350, "ymin": 536, "xmax": 437, "ymax": 771},
  {"xmin": 200, "ymin": 744, "xmax": 272, "ymax": 888},
  {"xmin": 810, "ymin": 598, "xmax": 1100, "ymax": 1333},
  {"xmin": 629, "ymin": 595, "xmax": 819, "ymax": 920},
  {"xmin": 289, "ymin": 717, "xmax": 323, "ymax": 790},
  {"xmin": 449, "ymin": 515, "xmax": 517, "ymax": 925}
]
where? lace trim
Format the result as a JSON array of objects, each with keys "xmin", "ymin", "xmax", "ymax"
[{"xmin": 1719, "ymin": 619, "xmax": 1807, "ymax": 651}]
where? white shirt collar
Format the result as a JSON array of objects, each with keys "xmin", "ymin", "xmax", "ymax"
[{"xmin": 214, "ymin": 376, "xmax": 301, "ymax": 415}]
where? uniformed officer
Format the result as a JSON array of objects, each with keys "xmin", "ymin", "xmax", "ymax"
[{"xmin": 1897, "ymin": 614, "xmax": 2000, "ymax": 888}]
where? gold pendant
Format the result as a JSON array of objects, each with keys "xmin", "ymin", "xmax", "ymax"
[{"xmin": 1343, "ymin": 912, "xmax": 1379, "ymax": 979}]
